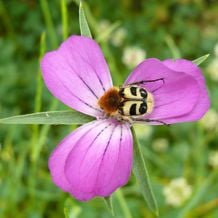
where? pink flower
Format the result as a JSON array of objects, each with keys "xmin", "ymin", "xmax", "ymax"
[{"xmin": 41, "ymin": 35, "xmax": 209, "ymax": 201}]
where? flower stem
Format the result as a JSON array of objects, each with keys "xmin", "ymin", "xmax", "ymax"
[
  {"xmin": 115, "ymin": 189, "xmax": 132, "ymax": 218},
  {"xmin": 131, "ymin": 127, "xmax": 159, "ymax": 216}
]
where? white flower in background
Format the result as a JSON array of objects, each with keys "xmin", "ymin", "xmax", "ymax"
[
  {"xmin": 98, "ymin": 19, "xmax": 111, "ymax": 33},
  {"xmin": 200, "ymin": 109, "xmax": 218, "ymax": 131},
  {"xmin": 163, "ymin": 178, "xmax": 192, "ymax": 207},
  {"xmin": 207, "ymin": 58, "xmax": 218, "ymax": 82},
  {"xmin": 133, "ymin": 124, "xmax": 153, "ymax": 140},
  {"xmin": 122, "ymin": 46, "xmax": 146, "ymax": 68},
  {"xmin": 152, "ymin": 138, "xmax": 169, "ymax": 152},
  {"xmin": 208, "ymin": 150, "xmax": 218, "ymax": 169},
  {"xmin": 111, "ymin": 27, "xmax": 127, "ymax": 47},
  {"xmin": 214, "ymin": 43, "xmax": 218, "ymax": 57}
]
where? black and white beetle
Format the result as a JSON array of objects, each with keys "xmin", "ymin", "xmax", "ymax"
[
  {"xmin": 118, "ymin": 85, "xmax": 154, "ymax": 117},
  {"xmin": 98, "ymin": 78, "xmax": 167, "ymax": 125}
]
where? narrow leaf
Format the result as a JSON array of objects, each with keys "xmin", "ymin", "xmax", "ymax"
[
  {"xmin": 0, "ymin": 110, "xmax": 94, "ymax": 125},
  {"xmin": 131, "ymin": 127, "xmax": 159, "ymax": 216},
  {"xmin": 79, "ymin": 1, "xmax": 92, "ymax": 38},
  {"xmin": 103, "ymin": 196, "xmax": 115, "ymax": 216},
  {"xmin": 193, "ymin": 54, "xmax": 210, "ymax": 66}
]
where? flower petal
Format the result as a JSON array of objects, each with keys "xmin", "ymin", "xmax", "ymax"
[
  {"xmin": 65, "ymin": 119, "xmax": 132, "ymax": 201},
  {"xmin": 49, "ymin": 119, "xmax": 133, "ymax": 201},
  {"xmin": 41, "ymin": 35, "xmax": 113, "ymax": 117},
  {"xmin": 125, "ymin": 58, "xmax": 201, "ymax": 124},
  {"xmin": 48, "ymin": 121, "xmax": 96, "ymax": 192},
  {"xmin": 162, "ymin": 59, "xmax": 210, "ymax": 123}
]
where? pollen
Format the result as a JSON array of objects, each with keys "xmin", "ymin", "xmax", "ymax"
[{"xmin": 98, "ymin": 87, "xmax": 121, "ymax": 115}]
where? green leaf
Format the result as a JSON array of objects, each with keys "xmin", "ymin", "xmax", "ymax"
[
  {"xmin": 79, "ymin": 1, "xmax": 92, "ymax": 38},
  {"xmin": 131, "ymin": 127, "xmax": 159, "ymax": 216},
  {"xmin": 193, "ymin": 54, "xmax": 210, "ymax": 66},
  {"xmin": 0, "ymin": 110, "xmax": 94, "ymax": 125},
  {"xmin": 103, "ymin": 196, "xmax": 115, "ymax": 216}
]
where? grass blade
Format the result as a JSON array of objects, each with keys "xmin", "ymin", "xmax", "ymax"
[
  {"xmin": 40, "ymin": 0, "xmax": 58, "ymax": 48},
  {"xmin": 35, "ymin": 32, "xmax": 46, "ymax": 113},
  {"xmin": 165, "ymin": 35, "xmax": 181, "ymax": 59},
  {"xmin": 61, "ymin": 0, "xmax": 68, "ymax": 40},
  {"xmin": 31, "ymin": 32, "xmax": 47, "ymax": 158}
]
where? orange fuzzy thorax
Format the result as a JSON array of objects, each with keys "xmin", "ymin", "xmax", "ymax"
[{"xmin": 98, "ymin": 87, "xmax": 121, "ymax": 115}]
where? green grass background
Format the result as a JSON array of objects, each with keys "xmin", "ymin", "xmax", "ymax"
[{"xmin": 0, "ymin": 0, "xmax": 218, "ymax": 217}]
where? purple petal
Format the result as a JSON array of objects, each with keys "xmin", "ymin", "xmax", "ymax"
[
  {"xmin": 41, "ymin": 35, "xmax": 113, "ymax": 117},
  {"xmin": 49, "ymin": 119, "xmax": 133, "ymax": 201},
  {"xmin": 162, "ymin": 59, "xmax": 210, "ymax": 123},
  {"xmin": 65, "ymin": 119, "xmax": 132, "ymax": 201},
  {"xmin": 125, "ymin": 58, "xmax": 202, "ymax": 124},
  {"xmin": 48, "ymin": 121, "xmax": 95, "ymax": 192}
]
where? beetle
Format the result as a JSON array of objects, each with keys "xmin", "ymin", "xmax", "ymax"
[
  {"xmin": 118, "ymin": 85, "xmax": 154, "ymax": 117},
  {"xmin": 98, "ymin": 78, "xmax": 167, "ymax": 125}
]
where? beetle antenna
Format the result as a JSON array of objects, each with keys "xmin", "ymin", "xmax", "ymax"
[{"xmin": 126, "ymin": 78, "xmax": 165, "ymax": 86}]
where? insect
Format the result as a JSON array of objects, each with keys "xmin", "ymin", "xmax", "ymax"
[{"xmin": 98, "ymin": 78, "xmax": 167, "ymax": 125}]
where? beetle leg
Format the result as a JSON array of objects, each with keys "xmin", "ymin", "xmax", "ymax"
[{"xmin": 131, "ymin": 117, "xmax": 169, "ymax": 126}]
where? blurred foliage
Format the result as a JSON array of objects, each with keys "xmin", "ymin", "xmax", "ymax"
[{"xmin": 0, "ymin": 0, "xmax": 218, "ymax": 217}]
